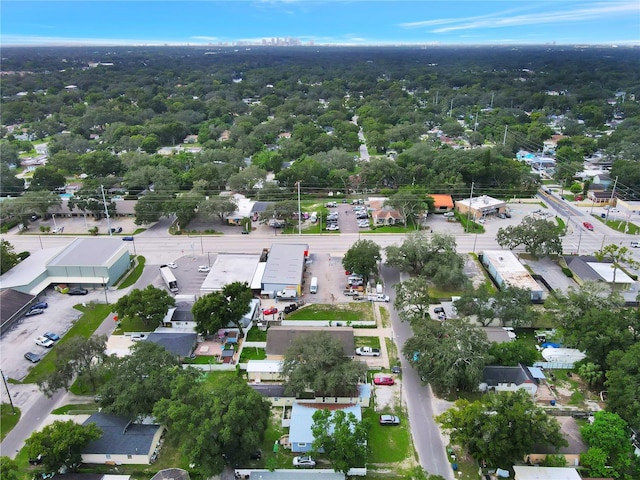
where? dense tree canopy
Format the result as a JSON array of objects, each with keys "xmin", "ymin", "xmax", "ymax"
[
  {"xmin": 114, "ymin": 285, "xmax": 176, "ymax": 328},
  {"xmin": 342, "ymin": 239, "xmax": 382, "ymax": 284},
  {"xmin": 312, "ymin": 408, "xmax": 369, "ymax": 474},
  {"xmin": 192, "ymin": 281, "xmax": 253, "ymax": 337},
  {"xmin": 496, "ymin": 216, "xmax": 564, "ymax": 258},
  {"xmin": 282, "ymin": 331, "xmax": 367, "ymax": 397},
  {"xmin": 437, "ymin": 390, "xmax": 567, "ymax": 467}
]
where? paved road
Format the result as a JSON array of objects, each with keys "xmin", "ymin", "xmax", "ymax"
[{"xmin": 381, "ymin": 265, "xmax": 455, "ymax": 480}]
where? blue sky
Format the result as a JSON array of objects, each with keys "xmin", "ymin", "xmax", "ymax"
[{"xmin": 1, "ymin": 1, "xmax": 639, "ymax": 46}]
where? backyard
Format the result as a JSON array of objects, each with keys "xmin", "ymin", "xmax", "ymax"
[{"xmin": 285, "ymin": 302, "xmax": 374, "ymax": 321}]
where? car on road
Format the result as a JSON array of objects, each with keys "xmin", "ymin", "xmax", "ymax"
[
  {"xmin": 165, "ymin": 262, "xmax": 178, "ymax": 269},
  {"xmin": 25, "ymin": 308, "xmax": 44, "ymax": 317},
  {"xmin": 631, "ymin": 241, "xmax": 640, "ymax": 248},
  {"xmin": 373, "ymin": 376, "xmax": 395, "ymax": 386},
  {"xmin": 198, "ymin": 265, "xmax": 210, "ymax": 272},
  {"xmin": 293, "ymin": 456, "xmax": 316, "ymax": 468},
  {"xmin": 35, "ymin": 336, "xmax": 55, "ymax": 348},
  {"xmin": 24, "ymin": 352, "xmax": 41, "ymax": 363},
  {"xmin": 44, "ymin": 332, "xmax": 60, "ymax": 341},
  {"xmin": 68, "ymin": 288, "xmax": 89, "ymax": 295},
  {"xmin": 263, "ymin": 307, "xmax": 278, "ymax": 316},
  {"xmin": 131, "ymin": 333, "xmax": 147, "ymax": 342},
  {"xmin": 379, "ymin": 414, "xmax": 400, "ymax": 425},
  {"xmin": 122, "ymin": 236, "xmax": 134, "ymax": 241},
  {"xmin": 31, "ymin": 302, "xmax": 48, "ymax": 310},
  {"xmin": 583, "ymin": 222, "xmax": 594, "ymax": 231}
]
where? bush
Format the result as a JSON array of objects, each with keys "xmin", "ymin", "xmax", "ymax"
[{"xmin": 561, "ymin": 267, "xmax": 573, "ymax": 278}]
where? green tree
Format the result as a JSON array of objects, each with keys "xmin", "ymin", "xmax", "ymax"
[
  {"xmin": 493, "ymin": 287, "xmax": 536, "ymax": 328},
  {"xmin": 488, "ymin": 340, "xmax": 539, "ymax": 367},
  {"xmin": 0, "ymin": 164, "xmax": 24, "ymax": 197},
  {"xmin": 0, "ymin": 456, "xmax": 20, "ymax": 480},
  {"xmin": 311, "ymin": 408, "xmax": 369, "ymax": 474},
  {"xmin": 97, "ymin": 342, "xmax": 180, "ymax": 421},
  {"xmin": 394, "ymin": 276, "xmax": 432, "ymax": 322},
  {"xmin": 453, "ymin": 285, "xmax": 496, "ymax": 327},
  {"xmin": 227, "ymin": 165, "xmax": 267, "ymax": 193},
  {"xmin": 384, "ymin": 187, "xmax": 430, "ymax": 228},
  {"xmin": 0, "ymin": 240, "xmax": 19, "ymax": 274},
  {"xmin": 153, "ymin": 373, "xmax": 270, "ymax": 477},
  {"xmin": 496, "ymin": 216, "xmax": 564, "ymax": 258},
  {"xmin": 192, "ymin": 281, "xmax": 252, "ymax": 337},
  {"xmin": 580, "ymin": 447, "xmax": 611, "ymax": 478},
  {"xmin": 404, "ymin": 317, "xmax": 491, "ymax": 396},
  {"xmin": 595, "ymin": 244, "xmax": 640, "ymax": 291},
  {"xmin": 282, "ymin": 331, "xmax": 367, "ymax": 397},
  {"xmin": 385, "ymin": 232, "xmax": 466, "ymax": 288},
  {"xmin": 29, "ymin": 166, "xmax": 66, "ymax": 191},
  {"xmin": 577, "ymin": 362, "xmax": 604, "ymax": 389},
  {"xmin": 37, "ymin": 335, "xmax": 107, "ymax": 396},
  {"xmin": 581, "ymin": 411, "xmax": 633, "ymax": 475},
  {"xmin": 19, "ymin": 190, "xmax": 62, "ymax": 219},
  {"xmin": 114, "ymin": 285, "xmax": 176, "ymax": 328},
  {"xmin": 134, "ymin": 192, "xmax": 172, "ymax": 225},
  {"xmin": 261, "ymin": 200, "xmax": 298, "ymax": 228},
  {"xmin": 342, "ymin": 239, "xmax": 381, "ymax": 284},
  {"xmin": 605, "ymin": 342, "xmax": 640, "ymax": 430},
  {"xmin": 167, "ymin": 193, "xmax": 202, "ymax": 230},
  {"xmin": 199, "ymin": 195, "xmax": 238, "ymax": 224},
  {"xmin": 67, "ymin": 186, "xmax": 116, "ymax": 220},
  {"xmin": 436, "ymin": 390, "xmax": 567, "ymax": 467},
  {"xmin": 25, "ymin": 420, "xmax": 102, "ymax": 474}
]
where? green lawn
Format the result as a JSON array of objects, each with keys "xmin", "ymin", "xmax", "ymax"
[
  {"xmin": 446, "ymin": 445, "xmax": 481, "ymax": 480},
  {"xmin": 286, "ymin": 303, "xmax": 374, "ymax": 321},
  {"xmin": 21, "ymin": 303, "xmax": 112, "ymax": 384},
  {"xmin": 363, "ymin": 408, "xmax": 412, "ymax": 464},
  {"xmin": 246, "ymin": 328, "xmax": 267, "ymax": 342},
  {"xmin": 355, "ymin": 336, "xmax": 381, "ymax": 349},
  {"xmin": 239, "ymin": 347, "xmax": 267, "ymax": 362},
  {"xmin": 117, "ymin": 255, "xmax": 145, "ymax": 289},
  {"xmin": 0, "ymin": 403, "xmax": 21, "ymax": 441},
  {"xmin": 51, "ymin": 403, "xmax": 99, "ymax": 415},
  {"xmin": 379, "ymin": 306, "xmax": 390, "ymax": 327},
  {"xmin": 593, "ymin": 215, "xmax": 640, "ymax": 234},
  {"xmin": 366, "ymin": 224, "xmax": 421, "ymax": 234}
]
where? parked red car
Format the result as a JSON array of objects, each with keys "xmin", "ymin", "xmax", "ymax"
[
  {"xmin": 583, "ymin": 222, "xmax": 594, "ymax": 231},
  {"xmin": 263, "ymin": 307, "xmax": 278, "ymax": 316},
  {"xmin": 373, "ymin": 376, "xmax": 395, "ymax": 386}
]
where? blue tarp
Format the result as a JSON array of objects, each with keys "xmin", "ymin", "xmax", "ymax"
[{"xmin": 541, "ymin": 342, "xmax": 561, "ymax": 348}]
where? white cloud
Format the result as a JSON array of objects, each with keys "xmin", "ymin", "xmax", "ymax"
[{"xmin": 400, "ymin": 2, "xmax": 640, "ymax": 34}]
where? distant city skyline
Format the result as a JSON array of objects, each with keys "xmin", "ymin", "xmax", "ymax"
[{"xmin": 1, "ymin": 1, "xmax": 639, "ymax": 47}]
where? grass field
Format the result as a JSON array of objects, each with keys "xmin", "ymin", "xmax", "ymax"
[
  {"xmin": 286, "ymin": 302, "xmax": 374, "ymax": 321},
  {"xmin": 246, "ymin": 328, "xmax": 267, "ymax": 342},
  {"xmin": 593, "ymin": 215, "xmax": 640, "ymax": 234},
  {"xmin": 21, "ymin": 303, "xmax": 112, "ymax": 384},
  {"xmin": 0, "ymin": 403, "xmax": 21, "ymax": 441},
  {"xmin": 51, "ymin": 403, "xmax": 99, "ymax": 415},
  {"xmin": 239, "ymin": 346, "xmax": 267, "ymax": 362},
  {"xmin": 363, "ymin": 407, "xmax": 412, "ymax": 463},
  {"xmin": 355, "ymin": 336, "xmax": 381, "ymax": 349}
]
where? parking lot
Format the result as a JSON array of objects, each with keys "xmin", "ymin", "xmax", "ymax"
[{"xmin": 0, "ymin": 287, "xmax": 104, "ymax": 381}]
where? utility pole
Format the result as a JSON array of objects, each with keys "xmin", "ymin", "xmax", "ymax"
[
  {"xmin": 449, "ymin": 99, "xmax": 454, "ymax": 117},
  {"xmin": 474, "ymin": 112, "xmax": 478, "ymax": 132},
  {"xmin": 100, "ymin": 185, "xmax": 112, "ymax": 235},
  {"xmin": 466, "ymin": 182, "xmax": 475, "ymax": 233},
  {"xmin": 490, "ymin": 91, "xmax": 494, "ymax": 108},
  {"xmin": 605, "ymin": 176, "xmax": 619, "ymax": 222},
  {"xmin": 1, "ymin": 369, "xmax": 16, "ymax": 414},
  {"xmin": 502, "ymin": 125, "xmax": 508, "ymax": 145},
  {"xmin": 297, "ymin": 181, "xmax": 302, "ymax": 236}
]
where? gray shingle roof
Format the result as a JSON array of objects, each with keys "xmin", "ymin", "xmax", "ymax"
[
  {"xmin": 266, "ymin": 327, "xmax": 354, "ymax": 357},
  {"xmin": 82, "ymin": 413, "xmax": 160, "ymax": 456},
  {"xmin": 145, "ymin": 332, "xmax": 197, "ymax": 357},
  {"xmin": 483, "ymin": 364, "xmax": 536, "ymax": 386}
]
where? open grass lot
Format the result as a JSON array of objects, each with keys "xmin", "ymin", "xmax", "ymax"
[
  {"xmin": 446, "ymin": 445, "xmax": 481, "ymax": 480},
  {"xmin": 22, "ymin": 303, "xmax": 112, "ymax": 384},
  {"xmin": 363, "ymin": 408, "xmax": 412, "ymax": 464},
  {"xmin": 593, "ymin": 214, "xmax": 640, "ymax": 234},
  {"xmin": 379, "ymin": 306, "xmax": 390, "ymax": 327},
  {"xmin": 286, "ymin": 302, "xmax": 374, "ymax": 321},
  {"xmin": 1, "ymin": 403, "xmax": 21, "ymax": 441}
]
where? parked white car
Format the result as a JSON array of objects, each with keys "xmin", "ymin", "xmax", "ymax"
[
  {"xmin": 198, "ymin": 265, "xmax": 210, "ymax": 272},
  {"xmin": 35, "ymin": 336, "xmax": 55, "ymax": 348},
  {"xmin": 293, "ymin": 456, "xmax": 316, "ymax": 468},
  {"xmin": 166, "ymin": 262, "xmax": 177, "ymax": 269}
]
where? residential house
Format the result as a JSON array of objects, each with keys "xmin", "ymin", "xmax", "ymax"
[
  {"xmin": 480, "ymin": 364, "xmax": 543, "ymax": 396},
  {"xmin": 266, "ymin": 327, "xmax": 355, "ymax": 360},
  {"xmin": 81, "ymin": 413, "xmax": 164, "ymax": 465},
  {"xmin": 513, "ymin": 466, "xmax": 581, "ymax": 480},
  {"xmin": 371, "ymin": 208, "xmax": 404, "ymax": 226},
  {"xmin": 144, "ymin": 332, "xmax": 197, "ymax": 359},
  {"xmin": 289, "ymin": 402, "xmax": 362, "ymax": 453},
  {"xmin": 526, "ymin": 416, "xmax": 588, "ymax": 467},
  {"xmin": 249, "ymin": 383, "xmax": 371, "ymax": 408},
  {"xmin": 562, "ymin": 256, "xmax": 636, "ymax": 291}
]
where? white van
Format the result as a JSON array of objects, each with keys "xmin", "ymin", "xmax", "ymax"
[
  {"xmin": 310, "ymin": 277, "xmax": 318, "ymax": 294},
  {"xmin": 631, "ymin": 241, "xmax": 640, "ymax": 248}
]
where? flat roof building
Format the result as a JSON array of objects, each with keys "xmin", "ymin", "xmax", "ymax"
[
  {"xmin": 261, "ymin": 243, "xmax": 309, "ymax": 295},
  {"xmin": 200, "ymin": 253, "xmax": 261, "ymax": 293},
  {"xmin": 481, "ymin": 250, "xmax": 543, "ymax": 301},
  {"xmin": 455, "ymin": 195, "xmax": 507, "ymax": 220}
]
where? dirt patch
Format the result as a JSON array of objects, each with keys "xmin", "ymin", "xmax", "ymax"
[{"xmin": 374, "ymin": 381, "xmax": 402, "ymax": 412}]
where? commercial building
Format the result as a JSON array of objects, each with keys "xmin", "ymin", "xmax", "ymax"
[
  {"xmin": 481, "ymin": 250, "xmax": 543, "ymax": 301},
  {"xmin": 260, "ymin": 243, "xmax": 309, "ymax": 296},
  {"xmin": 200, "ymin": 253, "xmax": 262, "ymax": 293},
  {"xmin": 455, "ymin": 195, "xmax": 506, "ymax": 220},
  {"xmin": 428, "ymin": 194, "xmax": 454, "ymax": 212}
]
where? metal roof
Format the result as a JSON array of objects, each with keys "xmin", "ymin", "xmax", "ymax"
[
  {"xmin": 262, "ymin": 244, "xmax": 308, "ymax": 286},
  {"xmin": 48, "ymin": 238, "xmax": 127, "ymax": 267}
]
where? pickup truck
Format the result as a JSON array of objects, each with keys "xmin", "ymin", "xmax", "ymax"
[
  {"xmin": 368, "ymin": 294, "xmax": 390, "ymax": 303},
  {"xmin": 356, "ymin": 347, "xmax": 381, "ymax": 357},
  {"xmin": 343, "ymin": 288, "xmax": 362, "ymax": 296}
]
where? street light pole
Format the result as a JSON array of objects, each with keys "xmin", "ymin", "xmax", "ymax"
[{"xmin": 297, "ymin": 181, "xmax": 302, "ymax": 236}]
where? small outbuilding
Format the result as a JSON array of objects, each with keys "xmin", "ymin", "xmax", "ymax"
[{"xmin": 481, "ymin": 250, "xmax": 543, "ymax": 301}]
